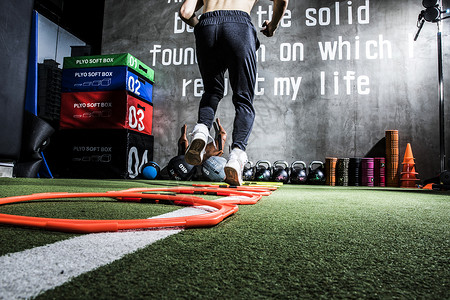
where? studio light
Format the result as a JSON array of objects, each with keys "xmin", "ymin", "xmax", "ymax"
[
  {"xmin": 422, "ymin": 0, "xmax": 439, "ymax": 8},
  {"xmin": 415, "ymin": 0, "xmax": 448, "ymax": 174},
  {"xmin": 421, "ymin": 0, "xmax": 449, "ymax": 22},
  {"xmin": 423, "ymin": 6, "xmax": 440, "ymax": 22}
]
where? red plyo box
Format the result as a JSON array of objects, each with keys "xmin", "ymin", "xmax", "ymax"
[{"xmin": 60, "ymin": 90, "xmax": 153, "ymax": 135}]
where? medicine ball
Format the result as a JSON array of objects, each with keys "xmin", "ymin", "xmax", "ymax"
[
  {"xmin": 167, "ymin": 155, "xmax": 196, "ymax": 181},
  {"xmin": 202, "ymin": 156, "xmax": 226, "ymax": 182},
  {"xmin": 141, "ymin": 161, "xmax": 161, "ymax": 180}
]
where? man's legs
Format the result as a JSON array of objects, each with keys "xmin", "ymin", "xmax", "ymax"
[
  {"xmin": 185, "ymin": 18, "xmax": 226, "ymax": 166},
  {"xmin": 187, "ymin": 11, "xmax": 259, "ymax": 185},
  {"xmin": 221, "ymin": 17, "xmax": 259, "ymax": 185}
]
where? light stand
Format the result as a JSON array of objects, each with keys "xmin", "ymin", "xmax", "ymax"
[
  {"xmin": 414, "ymin": 0, "xmax": 449, "ymax": 173},
  {"xmin": 436, "ymin": 3, "xmax": 446, "ymax": 172}
]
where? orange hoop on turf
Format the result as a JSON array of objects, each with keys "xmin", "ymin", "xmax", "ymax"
[
  {"xmin": 0, "ymin": 185, "xmax": 275, "ymax": 233},
  {"xmin": 0, "ymin": 191, "xmax": 238, "ymax": 233},
  {"xmin": 116, "ymin": 186, "xmax": 267, "ymax": 204},
  {"xmin": 192, "ymin": 184, "xmax": 278, "ymax": 192}
]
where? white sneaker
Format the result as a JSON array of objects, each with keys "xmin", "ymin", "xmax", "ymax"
[
  {"xmin": 224, "ymin": 148, "xmax": 248, "ymax": 186},
  {"xmin": 185, "ymin": 123, "xmax": 211, "ymax": 165}
]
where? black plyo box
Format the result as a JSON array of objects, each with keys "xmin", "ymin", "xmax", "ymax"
[{"xmin": 52, "ymin": 129, "xmax": 154, "ymax": 179}]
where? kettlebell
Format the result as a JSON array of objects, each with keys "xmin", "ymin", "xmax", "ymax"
[
  {"xmin": 255, "ymin": 160, "xmax": 272, "ymax": 181},
  {"xmin": 242, "ymin": 161, "xmax": 255, "ymax": 181},
  {"xmin": 290, "ymin": 161, "xmax": 307, "ymax": 184},
  {"xmin": 440, "ymin": 170, "xmax": 450, "ymax": 185},
  {"xmin": 272, "ymin": 160, "xmax": 290, "ymax": 183},
  {"xmin": 306, "ymin": 161, "xmax": 326, "ymax": 185}
]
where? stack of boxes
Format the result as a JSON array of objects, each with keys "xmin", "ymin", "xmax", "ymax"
[
  {"xmin": 37, "ymin": 59, "xmax": 62, "ymax": 129},
  {"xmin": 57, "ymin": 53, "xmax": 155, "ymax": 179}
]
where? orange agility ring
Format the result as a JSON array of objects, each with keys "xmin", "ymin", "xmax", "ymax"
[
  {"xmin": 117, "ymin": 186, "xmax": 269, "ymax": 205},
  {"xmin": 192, "ymin": 184, "xmax": 277, "ymax": 195},
  {"xmin": 0, "ymin": 190, "xmax": 239, "ymax": 234}
]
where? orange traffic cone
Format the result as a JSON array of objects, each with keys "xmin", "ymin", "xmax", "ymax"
[
  {"xmin": 400, "ymin": 143, "xmax": 420, "ymax": 188},
  {"xmin": 402, "ymin": 143, "xmax": 415, "ymax": 165}
]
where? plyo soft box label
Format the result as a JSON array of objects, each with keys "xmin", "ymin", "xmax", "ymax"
[
  {"xmin": 63, "ymin": 53, "xmax": 154, "ymax": 83},
  {"xmin": 62, "ymin": 66, "xmax": 153, "ymax": 103},
  {"xmin": 60, "ymin": 91, "xmax": 153, "ymax": 135},
  {"xmin": 57, "ymin": 129, "xmax": 154, "ymax": 179},
  {"xmin": 125, "ymin": 93, "xmax": 153, "ymax": 135}
]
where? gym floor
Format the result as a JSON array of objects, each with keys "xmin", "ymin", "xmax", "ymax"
[{"xmin": 0, "ymin": 178, "xmax": 448, "ymax": 299}]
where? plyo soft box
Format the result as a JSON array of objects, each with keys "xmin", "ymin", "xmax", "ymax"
[
  {"xmin": 63, "ymin": 53, "xmax": 154, "ymax": 83},
  {"xmin": 60, "ymin": 90, "xmax": 153, "ymax": 135},
  {"xmin": 55, "ymin": 129, "xmax": 154, "ymax": 179},
  {"xmin": 62, "ymin": 67, "xmax": 153, "ymax": 103}
]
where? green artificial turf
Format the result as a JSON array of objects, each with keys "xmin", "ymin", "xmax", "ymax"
[
  {"xmin": 0, "ymin": 178, "xmax": 449, "ymax": 299},
  {"xmin": 0, "ymin": 178, "xmax": 190, "ymax": 255}
]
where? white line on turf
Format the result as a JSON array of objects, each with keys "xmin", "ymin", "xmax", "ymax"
[{"xmin": 0, "ymin": 206, "xmax": 213, "ymax": 300}]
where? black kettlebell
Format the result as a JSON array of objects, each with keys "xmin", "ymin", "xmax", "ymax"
[
  {"xmin": 440, "ymin": 170, "xmax": 450, "ymax": 185},
  {"xmin": 290, "ymin": 161, "xmax": 307, "ymax": 184},
  {"xmin": 242, "ymin": 161, "xmax": 255, "ymax": 181},
  {"xmin": 255, "ymin": 160, "xmax": 272, "ymax": 181},
  {"xmin": 272, "ymin": 160, "xmax": 290, "ymax": 183},
  {"xmin": 306, "ymin": 161, "xmax": 326, "ymax": 185}
]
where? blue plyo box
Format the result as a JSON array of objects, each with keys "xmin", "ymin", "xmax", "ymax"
[{"xmin": 62, "ymin": 66, "xmax": 153, "ymax": 103}]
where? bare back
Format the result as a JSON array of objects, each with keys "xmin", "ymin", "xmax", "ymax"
[{"xmin": 203, "ymin": 0, "xmax": 258, "ymax": 15}]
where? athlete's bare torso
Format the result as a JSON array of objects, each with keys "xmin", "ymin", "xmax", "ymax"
[
  {"xmin": 203, "ymin": 0, "xmax": 258, "ymax": 15},
  {"xmin": 180, "ymin": 0, "xmax": 286, "ymax": 36}
]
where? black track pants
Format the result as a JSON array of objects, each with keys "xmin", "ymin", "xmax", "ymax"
[{"xmin": 194, "ymin": 10, "xmax": 260, "ymax": 151}]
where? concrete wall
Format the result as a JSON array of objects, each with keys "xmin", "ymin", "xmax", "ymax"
[
  {"xmin": 102, "ymin": 0, "xmax": 450, "ymax": 180},
  {"xmin": 0, "ymin": 0, "xmax": 34, "ymax": 159},
  {"xmin": 37, "ymin": 13, "xmax": 86, "ymax": 65}
]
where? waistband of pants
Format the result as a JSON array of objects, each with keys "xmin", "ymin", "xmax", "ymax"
[{"xmin": 199, "ymin": 10, "xmax": 252, "ymax": 24}]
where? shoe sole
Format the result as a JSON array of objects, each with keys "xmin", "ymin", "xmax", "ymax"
[
  {"xmin": 185, "ymin": 139, "xmax": 206, "ymax": 166},
  {"xmin": 224, "ymin": 166, "xmax": 242, "ymax": 186}
]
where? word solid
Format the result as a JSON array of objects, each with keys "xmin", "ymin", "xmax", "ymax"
[{"xmin": 306, "ymin": 0, "xmax": 370, "ymax": 26}]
